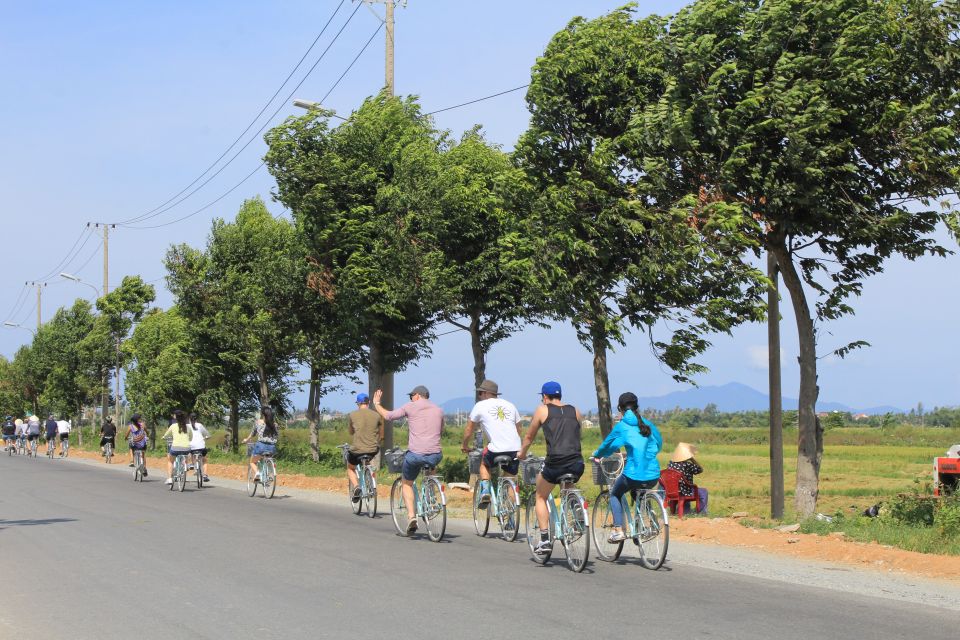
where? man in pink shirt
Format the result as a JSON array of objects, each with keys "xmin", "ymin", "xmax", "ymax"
[{"xmin": 373, "ymin": 385, "xmax": 444, "ymax": 536}]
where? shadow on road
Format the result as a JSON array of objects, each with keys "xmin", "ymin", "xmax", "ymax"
[{"xmin": 0, "ymin": 517, "xmax": 77, "ymax": 530}]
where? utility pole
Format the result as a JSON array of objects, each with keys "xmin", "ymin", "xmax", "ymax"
[
  {"xmin": 768, "ymin": 252, "xmax": 785, "ymax": 520},
  {"xmin": 88, "ymin": 221, "xmax": 115, "ymax": 424},
  {"xmin": 385, "ymin": 0, "xmax": 394, "ymax": 95},
  {"xmin": 27, "ymin": 281, "xmax": 46, "ymax": 330}
]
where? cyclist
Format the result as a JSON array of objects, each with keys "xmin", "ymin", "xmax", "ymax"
[
  {"xmin": 125, "ymin": 414, "xmax": 148, "ymax": 476},
  {"xmin": 100, "ymin": 416, "xmax": 117, "ymax": 458},
  {"xmin": 242, "ymin": 407, "xmax": 278, "ymax": 482},
  {"xmin": 460, "ymin": 379, "xmax": 521, "ymax": 507},
  {"xmin": 14, "ymin": 417, "xmax": 28, "ymax": 453},
  {"xmin": 346, "ymin": 393, "xmax": 383, "ymax": 503},
  {"xmin": 56, "ymin": 417, "xmax": 72, "ymax": 456},
  {"xmin": 518, "ymin": 381, "xmax": 584, "ymax": 555},
  {"xmin": 591, "ymin": 392, "xmax": 663, "ymax": 542},
  {"xmin": 161, "ymin": 409, "xmax": 194, "ymax": 485},
  {"xmin": 2, "ymin": 416, "xmax": 15, "ymax": 451},
  {"xmin": 25, "ymin": 414, "xmax": 41, "ymax": 452},
  {"xmin": 44, "ymin": 415, "xmax": 58, "ymax": 453},
  {"xmin": 188, "ymin": 413, "xmax": 211, "ymax": 483},
  {"xmin": 372, "ymin": 385, "xmax": 443, "ymax": 536}
]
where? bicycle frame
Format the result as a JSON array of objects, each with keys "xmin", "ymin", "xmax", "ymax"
[
  {"xmin": 415, "ymin": 474, "xmax": 446, "ymax": 516},
  {"xmin": 545, "ymin": 482, "xmax": 588, "ymax": 539},
  {"xmin": 619, "ymin": 488, "xmax": 668, "ymax": 540}
]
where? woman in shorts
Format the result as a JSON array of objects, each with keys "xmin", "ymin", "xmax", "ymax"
[
  {"xmin": 126, "ymin": 414, "xmax": 149, "ymax": 476},
  {"xmin": 242, "ymin": 407, "xmax": 278, "ymax": 482},
  {"xmin": 161, "ymin": 410, "xmax": 193, "ymax": 485}
]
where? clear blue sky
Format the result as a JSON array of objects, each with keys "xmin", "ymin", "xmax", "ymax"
[{"xmin": 1, "ymin": 1, "xmax": 957, "ymax": 414}]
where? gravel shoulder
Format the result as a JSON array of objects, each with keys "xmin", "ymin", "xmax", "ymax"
[{"xmin": 61, "ymin": 450, "xmax": 960, "ymax": 611}]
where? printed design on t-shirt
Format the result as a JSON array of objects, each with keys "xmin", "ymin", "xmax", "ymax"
[{"xmin": 488, "ymin": 404, "xmax": 511, "ymax": 422}]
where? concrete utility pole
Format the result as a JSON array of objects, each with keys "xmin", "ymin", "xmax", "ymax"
[
  {"xmin": 27, "ymin": 281, "xmax": 46, "ymax": 330},
  {"xmin": 88, "ymin": 221, "xmax": 116, "ymax": 424},
  {"xmin": 767, "ymin": 252, "xmax": 785, "ymax": 520},
  {"xmin": 385, "ymin": 0, "xmax": 395, "ymax": 95}
]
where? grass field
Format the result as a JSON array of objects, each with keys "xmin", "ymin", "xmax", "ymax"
[{"xmin": 65, "ymin": 422, "xmax": 960, "ymax": 554}]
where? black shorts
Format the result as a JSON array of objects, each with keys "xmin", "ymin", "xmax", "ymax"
[
  {"xmin": 191, "ymin": 448, "xmax": 209, "ymax": 456},
  {"xmin": 482, "ymin": 448, "xmax": 519, "ymax": 475},
  {"xmin": 100, "ymin": 436, "xmax": 116, "ymax": 447},
  {"xmin": 347, "ymin": 447, "xmax": 379, "ymax": 466},
  {"xmin": 540, "ymin": 459, "xmax": 585, "ymax": 485},
  {"xmin": 59, "ymin": 433, "xmax": 70, "ymax": 441},
  {"xmin": 27, "ymin": 434, "xmax": 39, "ymax": 441}
]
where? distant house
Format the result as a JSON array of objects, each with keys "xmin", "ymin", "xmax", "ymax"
[
  {"xmin": 853, "ymin": 413, "xmax": 870, "ymax": 421},
  {"xmin": 582, "ymin": 419, "xmax": 595, "ymax": 429}
]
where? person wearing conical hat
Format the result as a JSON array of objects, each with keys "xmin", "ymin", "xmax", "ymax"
[{"xmin": 667, "ymin": 442, "xmax": 706, "ymax": 514}]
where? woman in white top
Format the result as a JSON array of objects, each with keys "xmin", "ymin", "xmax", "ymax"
[{"xmin": 188, "ymin": 413, "xmax": 211, "ymax": 483}]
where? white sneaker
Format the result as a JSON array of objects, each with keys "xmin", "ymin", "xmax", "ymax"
[{"xmin": 164, "ymin": 478, "xmax": 173, "ymax": 485}]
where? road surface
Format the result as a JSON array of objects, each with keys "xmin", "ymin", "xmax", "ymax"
[{"xmin": 1, "ymin": 453, "xmax": 955, "ymax": 639}]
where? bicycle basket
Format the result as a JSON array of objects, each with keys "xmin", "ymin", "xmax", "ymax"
[
  {"xmin": 383, "ymin": 448, "xmax": 407, "ymax": 474},
  {"xmin": 520, "ymin": 457, "xmax": 544, "ymax": 486},
  {"xmin": 338, "ymin": 444, "xmax": 350, "ymax": 465},
  {"xmin": 592, "ymin": 456, "xmax": 624, "ymax": 486},
  {"xmin": 467, "ymin": 449, "xmax": 482, "ymax": 475}
]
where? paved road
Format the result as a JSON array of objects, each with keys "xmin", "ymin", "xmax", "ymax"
[{"xmin": 1, "ymin": 454, "xmax": 955, "ymax": 640}]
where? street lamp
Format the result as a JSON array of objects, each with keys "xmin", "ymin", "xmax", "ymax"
[
  {"xmin": 292, "ymin": 99, "xmax": 346, "ymax": 120},
  {"xmin": 3, "ymin": 321, "xmax": 36, "ymax": 337},
  {"xmin": 60, "ymin": 272, "xmax": 101, "ymax": 297}
]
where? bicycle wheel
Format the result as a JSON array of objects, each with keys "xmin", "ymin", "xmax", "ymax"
[
  {"xmin": 349, "ymin": 477, "xmax": 362, "ymax": 515},
  {"xmin": 134, "ymin": 452, "xmax": 143, "ymax": 482},
  {"xmin": 246, "ymin": 464, "xmax": 257, "ymax": 497},
  {"xmin": 591, "ymin": 491, "xmax": 624, "ymax": 562},
  {"xmin": 389, "ymin": 478, "xmax": 407, "ymax": 535},
  {"xmin": 562, "ymin": 492, "xmax": 590, "ymax": 573},
  {"xmin": 497, "ymin": 479, "xmax": 519, "ymax": 542},
  {"xmin": 263, "ymin": 459, "xmax": 276, "ymax": 498},
  {"xmin": 195, "ymin": 456, "xmax": 203, "ymax": 488},
  {"xmin": 106, "ymin": 444, "xmax": 112, "ymax": 463},
  {"xmin": 422, "ymin": 476, "xmax": 446, "ymax": 542},
  {"xmin": 637, "ymin": 492, "xmax": 669, "ymax": 570},
  {"xmin": 525, "ymin": 492, "xmax": 551, "ymax": 564},
  {"xmin": 362, "ymin": 466, "xmax": 377, "ymax": 518},
  {"xmin": 176, "ymin": 458, "xmax": 186, "ymax": 492},
  {"xmin": 472, "ymin": 478, "xmax": 490, "ymax": 537}
]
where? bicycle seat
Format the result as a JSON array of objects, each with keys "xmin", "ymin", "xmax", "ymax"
[
  {"xmin": 556, "ymin": 473, "xmax": 578, "ymax": 484},
  {"xmin": 260, "ymin": 452, "xmax": 275, "ymax": 458},
  {"xmin": 492, "ymin": 455, "xmax": 514, "ymax": 467},
  {"xmin": 422, "ymin": 465, "xmax": 437, "ymax": 474}
]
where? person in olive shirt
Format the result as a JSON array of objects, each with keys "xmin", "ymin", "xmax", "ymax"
[{"xmin": 347, "ymin": 393, "xmax": 384, "ymax": 502}]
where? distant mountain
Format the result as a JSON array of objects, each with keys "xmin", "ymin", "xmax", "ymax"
[{"xmin": 439, "ymin": 383, "xmax": 903, "ymax": 416}]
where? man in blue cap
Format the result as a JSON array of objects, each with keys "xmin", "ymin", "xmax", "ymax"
[
  {"xmin": 518, "ymin": 381, "xmax": 584, "ymax": 555},
  {"xmin": 346, "ymin": 393, "xmax": 384, "ymax": 502}
]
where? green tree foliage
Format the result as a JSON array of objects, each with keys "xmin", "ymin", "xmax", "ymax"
[
  {"xmin": 32, "ymin": 299, "xmax": 99, "ymax": 419},
  {"xmin": 629, "ymin": 0, "xmax": 960, "ymax": 516},
  {"xmin": 518, "ymin": 7, "xmax": 766, "ymax": 435},
  {"xmin": 0, "ymin": 356, "xmax": 23, "ymax": 417}
]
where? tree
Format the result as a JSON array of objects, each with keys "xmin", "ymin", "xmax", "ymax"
[
  {"xmin": 0, "ymin": 356, "xmax": 23, "ymax": 417},
  {"xmin": 518, "ymin": 7, "xmax": 766, "ymax": 436},
  {"xmin": 422, "ymin": 129, "xmax": 545, "ymax": 393},
  {"xmin": 265, "ymin": 93, "xmax": 448, "ymax": 448},
  {"xmin": 32, "ymin": 299, "xmax": 100, "ymax": 421},
  {"xmin": 634, "ymin": 0, "xmax": 960, "ymax": 516}
]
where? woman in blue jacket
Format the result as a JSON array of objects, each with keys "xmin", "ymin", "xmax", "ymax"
[{"xmin": 591, "ymin": 392, "xmax": 663, "ymax": 542}]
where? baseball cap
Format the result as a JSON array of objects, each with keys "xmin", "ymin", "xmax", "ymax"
[
  {"xmin": 356, "ymin": 393, "xmax": 369, "ymax": 404},
  {"xmin": 408, "ymin": 385, "xmax": 430, "ymax": 398},
  {"xmin": 540, "ymin": 381, "xmax": 562, "ymax": 395}
]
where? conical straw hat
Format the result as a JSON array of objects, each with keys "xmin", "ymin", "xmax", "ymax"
[{"xmin": 671, "ymin": 442, "xmax": 698, "ymax": 463}]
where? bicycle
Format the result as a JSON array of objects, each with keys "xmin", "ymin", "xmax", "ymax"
[
  {"xmin": 524, "ymin": 467, "xmax": 590, "ymax": 572},
  {"xmin": 170, "ymin": 451, "xmax": 188, "ymax": 492},
  {"xmin": 132, "ymin": 448, "xmax": 146, "ymax": 482},
  {"xmin": 16, "ymin": 435, "xmax": 26, "ymax": 456},
  {"xmin": 337, "ymin": 444, "xmax": 377, "ymax": 518},
  {"xmin": 246, "ymin": 448, "xmax": 277, "ymax": 499},
  {"xmin": 4, "ymin": 439, "xmax": 13, "ymax": 456},
  {"xmin": 591, "ymin": 457, "xmax": 669, "ymax": 570},
  {"xmin": 470, "ymin": 451, "xmax": 520, "ymax": 542},
  {"xmin": 29, "ymin": 437, "xmax": 38, "ymax": 458},
  {"xmin": 46, "ymin": 437, "xmax": 56, "ymax": 459},
  {"xmin": 104, "ymin": 441, "xmax": 113, "ymax": 464},
  {"xmin": 191, "ymin": 451, "xmax": 205, "ymax": 488},
  {"xmin": 388, "ymin": 451, "xmax": 446, "ymax": 542},
  {"xmin": 60, "ymin": 438, "xmax": 70, "ymax": 458}
]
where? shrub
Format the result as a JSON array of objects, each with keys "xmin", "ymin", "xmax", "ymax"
[
  {"xmin": 880, "ymin": 494, "xmax": 935, "ymax": 527},
  {"xmin": 934, "ymin": 499, "xmax": 960, "ymax": 538},
  {"xmin": 437, "ymin": 456, "xmax": 469, "ymax": 483}
]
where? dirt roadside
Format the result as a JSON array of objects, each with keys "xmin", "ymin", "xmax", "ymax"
[{"xmin": 68, "ymin": 449, "xmax": 960, "ymax": 584}]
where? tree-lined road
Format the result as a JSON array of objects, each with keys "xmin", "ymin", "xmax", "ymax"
[{"xmin": 1, "ymin": 457, "xmax": 955, "ymax": 640}]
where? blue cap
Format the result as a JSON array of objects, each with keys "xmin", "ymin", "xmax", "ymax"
[
  {"xmin": 540, "ymin": 381, "xmax": 562, "ymax": 395},
  {"xmin": 356, "ymin": 393, "xmax": 370, "ymax": 404}
]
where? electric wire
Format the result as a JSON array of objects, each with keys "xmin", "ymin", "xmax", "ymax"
[
  {"xmin": 117, "ymin": 0, "xmax": 349, "ymax": 226},
  {"xmin": 40, "ymin": 227, "xmax": 96, "ymax": 284},
  {"xmin": 113, "ymin": 1, "xmax": 365, "ymax": 228},
  {"xmin": 424, "ymin": 84, "xmax": 529, "ymax": 116},
  {"xmin": 33, "ymin": 226, "xmax": 93, "ymax": 283},
  {"xmin": 2, "ymin": 285, "xmax": 30, "ymax": 323}
]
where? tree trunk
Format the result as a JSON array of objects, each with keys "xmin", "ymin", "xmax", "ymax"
[
  {"xmin": 307, "ymin": 363, "xmax": 320, "ymax": 463},
  {"xmin": 772, "ymin": 242, "xmax": 823, "ymax": 518},
  {"xmin": 767, "ymin": 251, "xmax": 785, "ymax": 520},
  {"xmin": 467, "ymin": 312, "xmax": 487, "ymax": 401},
  {"xmin": 590, "ymin": 328, "xmax": 613, "ymax": 437},
  {"xmin": 257, "ymin": 364, "xmax": 270, "ymax": 408},
  {"xmin": 369, "ymin": 341, "xmax": 394, "ymax": 451},
  {"xmin": 228, "ymin": 398, "xmax": 239, "ymax": 454}
]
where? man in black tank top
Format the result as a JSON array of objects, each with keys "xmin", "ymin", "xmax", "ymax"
[{"xmin": 518, "ymin": 381, "xmax": 584, "ymax": 554}]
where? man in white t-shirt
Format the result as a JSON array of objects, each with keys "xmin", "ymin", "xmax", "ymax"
[
  {"xmin": 56, "ymin": 418, "xmax": 71, "ymax": 457},
  {"xmin": 461, "ymin": 379, "xmax": 522, "ymax": 507}
]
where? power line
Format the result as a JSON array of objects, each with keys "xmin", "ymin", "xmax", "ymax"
[
  {"xmin": 113, "ymin": 1, "xmax": 366, "ymax": 228},
  {"xmin": 34, "ymin": 227, "xmax": 93, "ymax": 283},
  {"xmin": 2, "ymin": 285, "xmax": 30, "ymax": 323},
  {"xmin": 40, "ymin": 227, "xmax": 96, "ymax": 284},
  {"xmin": 117, "ymin": 0, "xmax": 349, "ymax": 227},
  {"xmin": 424, "ymin": 84, "xmax": 529, "ymax": 116}
]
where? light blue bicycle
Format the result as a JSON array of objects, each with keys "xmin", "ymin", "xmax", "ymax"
[
  {"xmin": 523, "ymin": 460, "xmax": 590, "ymax": 572},
  {"xmin": 388, "ymin": 451, "xmax": 446, "ymax": 542},
  {"xmin": 338, "ymin": 443, "xmax": 377, "ymax": 518},
  {"xmin": 470, "ymin": 451, "xmax": 520, "ymax": 542}
]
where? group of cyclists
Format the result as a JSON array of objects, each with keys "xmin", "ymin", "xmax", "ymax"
[
  {"xmin": 343, "ymin": 378, "xmax": 665, "ymax": 554},
  {"xmin": 5, "ymin": 378, "xmax": 666, "ymax": 558},
  {"xmin": 3, "ymin": 414, "xmax": 72, "ymax": 456}
]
